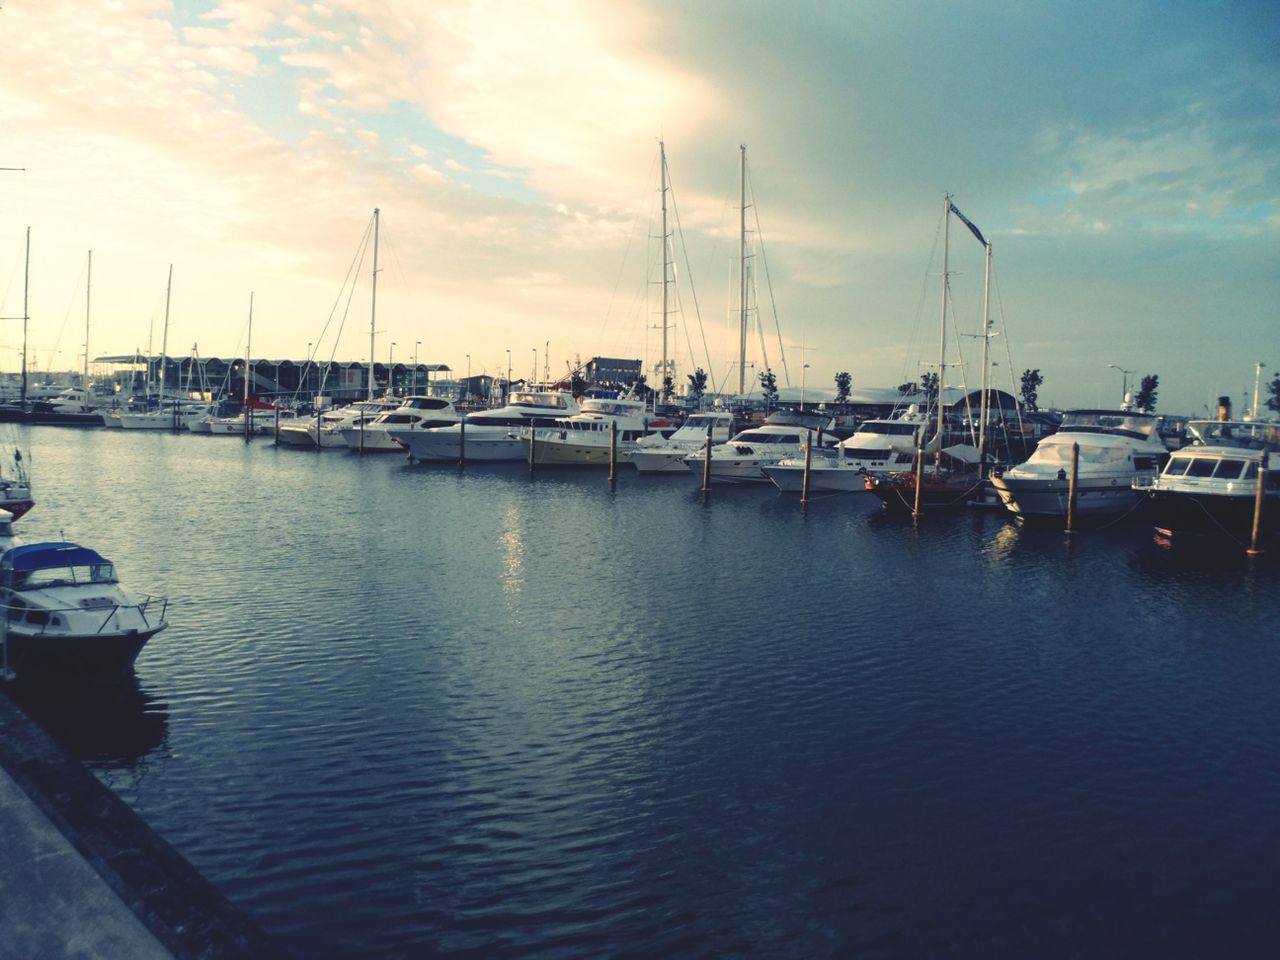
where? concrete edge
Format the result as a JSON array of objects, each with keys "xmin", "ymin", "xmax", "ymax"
[{"xmin": 0, "ymin": 690, "xmax": 293, "ymax": 960}]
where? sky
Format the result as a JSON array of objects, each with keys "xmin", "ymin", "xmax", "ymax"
[{"xmin": 1, "ymin": 0, "xmax": 1277, "ymax": 415}]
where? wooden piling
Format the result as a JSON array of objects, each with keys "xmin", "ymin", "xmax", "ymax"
[
  {"xmin": 1247, "ymin": 459, "xmax": 1267, "ymax": 556},
  {"xmin": 800, "ymin": 430, "xmax": 813, "ymax": 505},
  {"xmin": 700, "ymin": 424, "xmax": 713, "ymax": 493},
  {"xmin": 608, "ymin": 420, "xmax": 618, "ymax": 485},
  {"xmin": 912, "ymin": 445, "xmax": 924, "ymax": 518},
  {"xmin": 1065, "ymin": 442, "xmax": 1079, "ymax": 534}
]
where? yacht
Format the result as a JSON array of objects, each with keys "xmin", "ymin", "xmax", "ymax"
[
  {"xmin": 276, "ymin": 397, "xmax": 400, "ymax": 449},
  {"xmin": 389, "ymin": 391, "xmax": 580, "ymax": 462},
  {"xmin": 684, "ymin": 411, "xmax": 835, "ymax": 484},
  {"xmin": 116, "ymin": 400, "xmax": 215, "ymax": 431},
  {"xmin": 341, "ymin": 396, "xmax": 460, "ymax": 452},
  {"xmin": 521, "ymin": 397, "xmax": 671, "ymax": 466},
  {"xmin": 1137, "ymin": 419, "xmax": 1279, "ymax": 546},
  {"xmin": 631, "ymin": 412, "xmax": 736, "ymax": 473},
  {"xmin": 0, "ymin": 539, "xmax": 168, "ymax": 677},
  {"xmin": 763, "ymin": 409, "xmax": 926, "ymax": 493},
  {"xmin": 989, "ymin": 409, "xmax": 1169, "ymax": 519}
]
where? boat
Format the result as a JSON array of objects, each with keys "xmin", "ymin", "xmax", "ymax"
[
  {"xmin": 521, "ymin": 395, "xmax": 671, "ymax": 466},
  {"xmin": 0, "ymin": 447, "xmax": 33, "ymax": 519},
  {"xmin": 631, "ymin": 411, "xmax": 736, "ymax": 473},
  {"xmin": 683, "ymin": 410, "xmax": 834, "ymax": 483},
  {"xmin": 0, "ymin": 539, "xmax": 168, "ymax": 677},
  {"xmin": 763, "ymin": 408, "xmax": 927, "ymax": 492},
  {"xmin": 341, "ymin": 396, "xmax": 460, "ymax": 452},
  {"xmin": 388, "ymin": 390, "xmax": 581, "ymax": 461},
  {"xmin": 1137, "ymin": 418, "xmax": 1280, "ymax": 547},
  {"xmin": 989, "ymin": 409, "xmax": 1169, "ymax": 519}
]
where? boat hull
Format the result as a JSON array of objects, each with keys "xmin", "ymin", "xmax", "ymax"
[
  {"xmin": 1146, "ymin": 489, "xmax": 1277, "ymax": 545},
  {"xmin": 3, "ymin": 624, "xmax": 165, "ymax": 678},
  {"xmin": 763, "ymin": 461, "xmax": 871, "ymax": 493},
  {"xmin": 525, "ymin": 436, "xmax": 638, "ymax": 466},
  {"xmin": 397, "ymin": 430, "xmax": 526, "ymax": 462},
  {"xmin": 989, "ymin": 473, "xmax": 1147, "ymax": 518}
]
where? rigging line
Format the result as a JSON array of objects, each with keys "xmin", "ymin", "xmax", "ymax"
[
  {"xmin": 746, "ymin": 163, "xmax": 789, "ymax": 387},
  {"xmin": 990, "ymin": 263, "xmax": 1028, "ymax": 437},
  {"xmin": 43, "ymin": 256, "xmax": 88, "ymax": 375},
  {"xmin": 310, "ymin": 214, "xmax": 374, "ymax": 398},
  {"xmin": 666, "ymin": 167, "xmax": 718, "ymax": 396}
]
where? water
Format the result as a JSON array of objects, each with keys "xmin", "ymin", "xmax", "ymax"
[{"xmin": 8, "ymin": 426, "xmax": 1280, "ymax": 958}]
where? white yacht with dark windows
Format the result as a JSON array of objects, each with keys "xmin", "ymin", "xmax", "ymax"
[
  {"xmin": 989, "ymin": 409, "xmax": 1169, "ymax": 519},
  {"xmin": 763, "ymin": 408, "xmax": 927, "ymax": 493},
  {"xmin": 631, "ymin": 411, "xmax": 736, "ymax": 473},
  {"xmin": 1137, "ymin": 418, "xmax": 1279, "ymax": 546},
  {"xmin": 521, "ymin": 397, "xmax": 672, "ymax": 466},
  {"xmin": 684, "ymin": 411, "xmax": 835, "ymax": 484},
  {"xmin": 388, "ymin": 391, "xmax": 580, "ymax": 461},
  {"xmin": 340, "ymin": 396, "xmax": 460, "ymax": 452}
]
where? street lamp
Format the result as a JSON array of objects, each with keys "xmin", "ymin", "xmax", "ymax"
[
  {"xmin": 801, "ymin": 363, "xmax": 810, "ymax": 410},
  {"xmin": 389, "ymin": 341, "xmax": 396, "ymax": 396},
  {"xmin": 414, "ymin": 340, "xmax": 421, "ymax": 394},
  {"xmin": 1107, "ymin": 362, "xmax": 1134, "ymax": 407},
  {"xmin": 505, "ymin": 349, "xmax": 511, "ymax": 401}
]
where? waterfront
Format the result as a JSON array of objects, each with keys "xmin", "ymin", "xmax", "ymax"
[{"xmin": 8, "ymin": 425, "xmax": 1280, "ymax": 958}]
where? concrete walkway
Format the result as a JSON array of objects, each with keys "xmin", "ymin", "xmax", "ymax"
[
  {"xmin": 0, "ymin": 690, "xmax": 290, "ymax": 959},
  {"xmin": 0, "ymin": 765, "xmax": 174, "ymax": 959}
]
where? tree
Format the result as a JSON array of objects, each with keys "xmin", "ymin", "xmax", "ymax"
[
  {"xmin": 1133, "ymin": 374, "xmax": 1159, "ymax": 413},
  {"xmin": 569, "ymin": 372, "xmax": 588, "ymax": 397},
  {"xmin": 662, "ymin": 374, "xmax": 674, "ymax": 403},
  {"xmin": 1267, "ymin": 373, "xmax": 1280, "ymax": 414},
  {"xmin": 920, "ymin": 372, "xmax": 939, "ymax": 407},
  {"xmin": 897, "ymin": 381, "xmax": 917, "ymax": 396},
  {"xmin": 630, "ymin": 374, "xmax": 652, "ymax": 402},
  {"xmin": 1020, "ymin": 368, "xmax": 1043, "ymax": 411},
  {"xmin": 834, "ymin": 371, "xmax": 852, "ymax": 405},
  {"xmin": 687, "ymin": 368, "xmax": 708, "ymax": 407},
  {"xmin": 758, "ymin": 368, "xmax": 778, "ymax": 410}
]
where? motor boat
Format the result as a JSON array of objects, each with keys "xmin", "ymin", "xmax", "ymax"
[
  {"xmin": 1138, "ymin": 419, "xmax": 1279, "ymax": 546},
  {"xmin": 684, "ymin": 411, "xmax": 835, "ymax": 483},
  {"xmin": 276, "ymin": 397, "xmax": 401, "ymax": 449},
  {"xmin": 763, "ymin": 409, "xmax": 927, "ymax": 492},
  {"xmin": 631, "ymin": 412, "xmax": 736, "ymax": 473},
  {"xmin": 989, "ymin": 409, "xmax": 1169, "ymax": 519},
  {"xmin": 388, "ymin": 391, "xmax": 581, "ymax": 462},
  {"xmin": 341, "ymin": 396, "xmax": 460, "ymax": 452},
  {"xmin": 521, "ymin": 397, "xmax": 672, "ymax": 466},
  {"xmin": 0, "ymin": 539, "xmax": 168, "ymax": 677}
]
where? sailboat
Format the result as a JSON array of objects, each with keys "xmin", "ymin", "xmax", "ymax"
[
  {"xmin": 0, "ymin": 228, "xmax": 34, "ymax": 516},
  {"xmin": 118, "ymin": 266, "xmax": 210, "ymax": 430},
  {"xmin": 866, "ymin": 195, "xmax": 990, "ymax": 512}
]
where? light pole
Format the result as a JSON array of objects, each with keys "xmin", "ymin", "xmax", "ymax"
[
  {"xmin": 801, "ymin": 363, "xmax": 810, "ymax": 410},
  {"xmin": 306, "ymin": 341, "xmax": 312, "ymax": 399},
  {"xmin": 505, "ymin": 349, "xmax": 511, "ymax": 401},
  {"xmin": 1252, "ymin": 361, "xmax": 1267, "ymax": 419},
  {"xmin": 1107, "ymin": 363, "xmax": 1134, "ymax": 407},
  {"xmin": 465, "ymin": 353, "xmax": 470, "ymax": 401},
  {"xmin": 413, "ymin": 340, "xmax": 421, "ymax": 394},
  {"xmin": 389, "ymin": 341, "xmax": 396, "ymax": 396},
  {"xmin": 532, "ymin": 348, "xmax": 537, "ymax": 386}
]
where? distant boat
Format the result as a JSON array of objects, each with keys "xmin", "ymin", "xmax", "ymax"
[
  {"xmin": 521, "ymin": 396, "xmax": 670, "ymax": 466},
  {"xmin": 684, "ymin": 410, "xmax": 834, "ymax": 483},
  {"xmin": 631, "ymin": 411, "xmax": 736, "ymax": 473},
  {"xmin": 0, "ymin": 540, "xmax": 168, "ymax": 677},
  {"xmin": 389, "ymin": 391, "xmax": 581, "ymax": 462},
  {"xmin": 764, "ymin": 408, "xmax": 926, "ymax": 493},
  {"xmin": 341, "ymin": 396, "xmax": 460, "ymax": 452}
]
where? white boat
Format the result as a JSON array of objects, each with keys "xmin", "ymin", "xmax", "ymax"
[
  {"xmin": 0, "ymin": 539, "xmax": 168, "ymax": 678},
  {"xmin": 341, "ymin": 396, "xmax": 460, "ymax": 452},
  {"xmin": 989, "ymin": 409, "xmax": 1169, "ymax": 518},
  {"xmin": 684, "ymin": 411, "xmax": 834, "ymax": 483},
  {"xmin": 389, "ymin": 391, "xmax": 581, "ymax": 461},
  {"xmin": 763, "ymin": 409, "xmax": 927, "ymax": 492},
  {"xmin": 521, "ymin": 396, "xmax": 671, "ymax": 466},
  {"xmin": 1137, "ymin": 418, "xmax": 1280, "ymax": 546},
  {"xmin": 631, "ymin": 412, "xmax": 736, "ymax": 473},
  {"xmin": 117, "ymin": 400, "xmax": 214, "ymax": 431}
]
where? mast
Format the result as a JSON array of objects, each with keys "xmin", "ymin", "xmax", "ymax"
[
  {"xmin": 244, "ymin": 293, "xmax": 253, "ymax": 408},
  {"xmin": 369, "ymin": 207, "xmax": 380, "ymax": 401},
  {"xmin": 158, "ymin": 264, "xmax": 172, "ymax": 404},
  {"xmin": 935, "ymin": 195, "xmax": 950, "ymax": 473},
  {"xmin": 20, "ymin": 227, "xmax": 29, "ymax": 406},
  {"xmin": 84, "ymin": 250, "xmax": 92, "ymax": 409},
  {"xmin": 738, "ymin": 145, "xmax": 748, "ymax": 397},
  {"xmin": 977, "ymin": 240, "xmax": 992, "ymax": 478},
  {"xmin": 659, "ymin": 140, "xmax": 670, "ymax": 409}
]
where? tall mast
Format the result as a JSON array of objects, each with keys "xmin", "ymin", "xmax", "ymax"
[
  {"xmin": 244, "ymin": 292, "xmax": 253, "ymax": 408},
  {"xmin": 977, "ymin": 240, "xmax": 992, "ymax": 478},
  {"xmin": 659, "ymin": 140, "xmax": 670, "ymax": 409},
  {"xmin": 158, "ymin": 264, "xmax": 172, "ymax": 404},
  {"xmin": 84, "ymin": 250, "xmax": 92, "ymax": 407},
  {"xmin": 936, "ymin": 195, "xmax": 950, "ymax": 473},
  {"xmin": 370, "ymin": 207, "xmax": 380, "ymax": 401},
  {"xmin": 20, "ymin": 227, "xmax": 29, "ymax": 406},
  {"xmin": 738, "ymin": 144, "xmax": 748, "ymax": 397}
]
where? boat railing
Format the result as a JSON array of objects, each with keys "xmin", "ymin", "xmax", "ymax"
[{"xmin": 0, "ymin": 594, "xmax": 168, "ymax": 635}]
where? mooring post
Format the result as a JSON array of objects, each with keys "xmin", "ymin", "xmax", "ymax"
[
  {"xmin": 701, "ymin": 424, "xmax": 713, "ymax": 494},
  {"xmin": 1065, "ymin": 442, "xmax": 1080, "ymax": 534},
  {"xmin": 1247, "ymin": 459, "xmax": 1267, "ymax": 557},
  {"xmin": 800, "ymin": 429, "xmax": 813, "ymax": 505},
  {"xmin": 608, "ymin": 420, "xmax": 618, "ymax": 485},
  {"xmin": 457, "ymin": 418, "xmax": 465, "ymax": 466},
  {"xmin": 912, "ymin": 444, "xmax": 924, "ymax": 518}
]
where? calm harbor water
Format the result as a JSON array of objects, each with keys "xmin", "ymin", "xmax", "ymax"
[{"xmin": 8, "ymin": 425, "xmax": 1280, "ymax": 958}]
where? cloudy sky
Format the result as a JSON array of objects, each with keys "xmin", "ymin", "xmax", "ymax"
[{"xmin": 2, "ymin": 0, "xmax": 1276, "ymax": 414}]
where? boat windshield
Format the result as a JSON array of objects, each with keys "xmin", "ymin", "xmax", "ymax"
[
  {"xmin": 511, "ymin": 393, "xmax": 569, "ymax": 410},
  {"xmin": 733, "ymin": 431, "xmax": 802, "ymax": 444},
  {"xmin": 1163, "ymin": 455, "xmax": 1252, "ymax": 479},
  {"xmin": 1186, "ymin": 420, "xmax": 1280, "ymax": 450},
  {"xmin": 16, "ymin": 562, "xmax": 118, "ymax": 589},
  {"xmin": 858, "ymin": 421, "xmax": 918, "ymax": 436},
  {"xmin": 1033, "ymin": 442, "xmax": 1131, "ymax": 465},
  {"xmin": 1059, "ymin": 411, "xmax": 1156, "ymax": 439}
]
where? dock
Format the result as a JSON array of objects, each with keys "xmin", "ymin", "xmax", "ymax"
[{"xmin": 0, "ymin": 689, "xmax": 290, "ymax": 959}]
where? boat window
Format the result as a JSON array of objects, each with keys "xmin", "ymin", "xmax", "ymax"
[
  {"xmin": 1133, "ymin": 456, "xmax": 1159, "ymax": 471},
  {"xmin": 1163, "ymin": 458, "xmax": 1191, "ymax": 476},
  {"xmin": 842, "ymin": 447, "xmax": 890, "ymax": 460},
  {"xmin": 1244, "ymin": 462, "xmax": 1258, "ymax": 480},
  {"xmin": 1212, "ymin": 459, "xmax": 1248, "ymax": 479},
  {"xmin": 1186, "ymin": 458, "xmax": 1217, "ymax": 478}
]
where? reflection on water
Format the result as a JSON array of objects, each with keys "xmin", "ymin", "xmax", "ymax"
[
  {"xmin": 7, "ymin": 427, "xmax": 1280, "ymax": 959},
  {"xmin": 7, "ymin": 673, "xmax": 170, "ymax": 769}
]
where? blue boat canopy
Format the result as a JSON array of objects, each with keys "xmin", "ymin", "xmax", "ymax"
[{"xmin": 2, "ymin": 542, "xmax": 111, "ymax": 572}]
